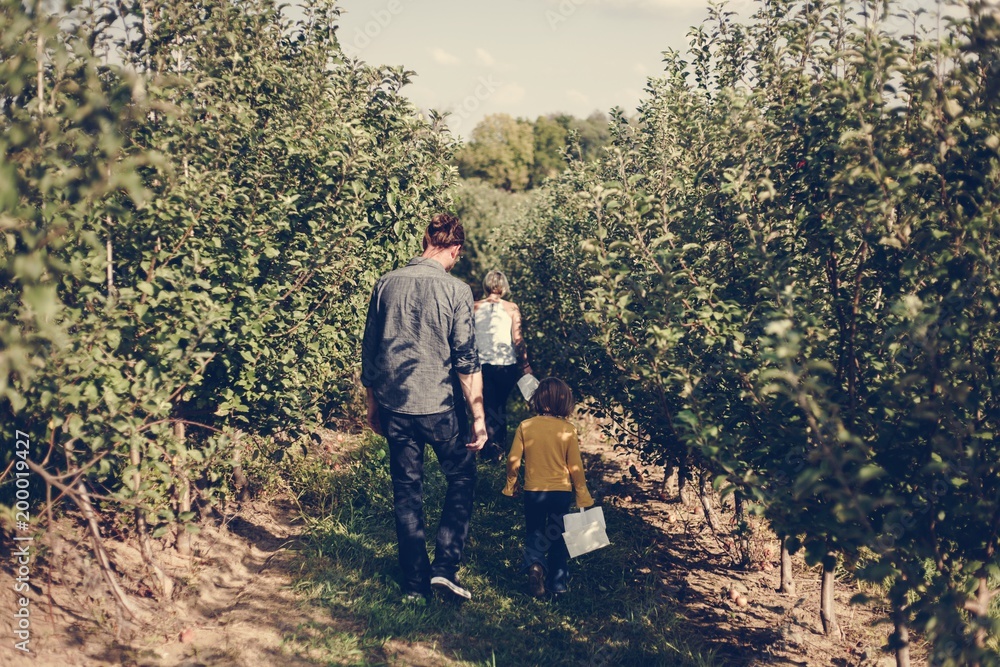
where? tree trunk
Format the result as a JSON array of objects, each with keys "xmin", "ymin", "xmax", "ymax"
[
  {"xmin": 131, "ymin": 439, "xmax": 173, "ymax": 598},
  {"xmin": 174, "ymin": 420, "xmax": 192, "ymax": 557},
  {"xmin": 660, "ymin": 464, "xmax": 675, "ymax": 501},
  {"xmin": 678, "ymin": 457, "xmax": 690, "ymax": 506},
  {"xmin": 64, "ymin": 439, "xmax": 135, "ymax": 617},
  {"xmin": 698, "ymin": 470, "xmax": 721, "ymax": 535},
  {"xmin": 779, "ymin": 535, "xmax": 796, "ymax": 596},
  {"xmin": 820, "ymin": 551, "xmax": 842, "ymax": 639},
  {"xmin": 891, "ymin": 600, "xmax": 911, "ymax": 667},
  {"xmin": 231, "ymin": 429, "xmax": 250, "ymax": 502},
  {"xmin": 974, "ymin": 571, "xmax": 989, "ymax": 658},
  {"xmin": 106, "ymin": 229, "xmax": 114, "ymax": 297},
  {"xmin": 734, "ymin": 493, "xmax": 750, "ymax": 567}
]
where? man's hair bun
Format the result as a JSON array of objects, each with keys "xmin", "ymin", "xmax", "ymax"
[{"xmin": 423, "ymin": 213, "xmax": 465, "ymax": 250}]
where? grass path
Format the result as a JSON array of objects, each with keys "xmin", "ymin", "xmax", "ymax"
[
  {"xmin": 0, "ymin": 419, "xmax": 887, "ymax": 666},
  {"xmin": 288, "ymin": 429, "xmax": 727, "ymax": 667}
]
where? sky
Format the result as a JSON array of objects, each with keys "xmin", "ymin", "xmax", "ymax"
[
  {"xmin": 331, "ymin": 0, "xmax": 949, "ymax": 139},
  {"xmin": 332, "ymin": 0, "xmax": 746, "ymax": 137}
]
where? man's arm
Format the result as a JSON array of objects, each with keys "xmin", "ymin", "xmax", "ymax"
[
  {"xmin": 450, "ymin": 286, "xmax": 486, "ymax": 450},
  {"xmin": 458, "ymin": 371, "xmax": 488, "ymax": 450},
  {"xmin": 365, "ymin": 387, "xmax": 382, "ymax": 436},
  {"xmin": 361, "ymin": 287, "xmax": 383, "ymax": 435}
]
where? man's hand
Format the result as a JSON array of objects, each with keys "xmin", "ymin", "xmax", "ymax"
[
  {"xmin": 458, "ymin": 371, "xmax": 487, "ymax": 450},
  {"xmin": 466, "ymin": 417, "xmax": 488, "ymax": 451},
  {"xmin": 366, "ymin": 388, "xmax": 383, "ymax": 436}
]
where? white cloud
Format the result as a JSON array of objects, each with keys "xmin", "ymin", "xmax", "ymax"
[
  {"xmin": 476, "ymin": 48, "xmax": 496, "ymax": 66},
  {"xmin": 635, "ymin": 0, "xmax": 755, "ymax": 13},
  {"xmin": 618, "ymin": 88, "xmax": 645, "ymax": 108},
  {"xmin": 494, "ymin": 82, "xmax": 527, "ymax": 105},
  {"xmin": 431, "ymin": 47, "xmax": 461, "ymax": 66},
  {"xmin": 547, "ymin": 0, "xmax": 753, "ymax": 14},
  {"xmin": 567, "ymin": 89, "xmax": 591, "ymax": 107}
]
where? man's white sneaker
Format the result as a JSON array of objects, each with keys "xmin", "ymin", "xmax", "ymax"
[{"xmin": 430, "ymin": 576, "xmax": 472, "ymax": 600}]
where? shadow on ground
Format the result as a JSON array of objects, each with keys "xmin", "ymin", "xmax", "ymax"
[{"xmin": 290, "ymin": 429, "xmax": 789, "ymax": 667}]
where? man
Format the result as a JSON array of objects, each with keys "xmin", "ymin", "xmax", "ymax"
[{"xmin": 361, "ymin": 213, "xmax": 488, "ymax": 602}]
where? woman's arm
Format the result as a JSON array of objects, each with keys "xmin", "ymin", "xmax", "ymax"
[{"xmin": 507, "ymin": 302, "xmax": 532, "ymax": 375}]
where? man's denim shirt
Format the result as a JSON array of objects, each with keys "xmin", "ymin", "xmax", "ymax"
[{"xmin": 361, "ymin": 257, "xmax": 481, "ymax": 415}]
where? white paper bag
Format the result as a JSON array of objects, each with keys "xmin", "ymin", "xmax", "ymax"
[
  {"xmin": 562, "ymin": 506, "xmax": 610, "ymax": 559},
  {"xmin": 517, "ymin": 374, "xmax": 539, "ymax": 401}
]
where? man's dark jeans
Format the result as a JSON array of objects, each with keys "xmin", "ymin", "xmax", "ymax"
[
  {"xmin": 380, "ymin": 408, "xmax": 476, "ymax": 595},
  {"xmin": 523, "ymin": 490, "xmax": 574, "ymax": 592}
]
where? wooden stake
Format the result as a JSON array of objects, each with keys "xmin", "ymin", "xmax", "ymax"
[
  {"xmin": 174, "ymin": 421, "xmax": 192, "ymax": 557},
  {"xmin": 36, "ymin": 28, "xmax": 44, "ymax": 116}
]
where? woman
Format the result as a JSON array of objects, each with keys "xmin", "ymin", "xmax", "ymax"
[{"xmin": 474, "ymin": 270, "xmax": 532, "ymax": 462}]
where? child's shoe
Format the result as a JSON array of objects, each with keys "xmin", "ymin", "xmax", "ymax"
[{"xmin": 528, "ymin": 563, "xmax": 546, "ymax": 598}]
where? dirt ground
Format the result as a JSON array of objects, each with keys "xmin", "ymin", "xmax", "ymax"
[
  {"xmin": 0, "ymin": 496, "xmax": 329, "ymax": 667},
  {"xmin": 573, "ymin": 414, "xmax": 903, "ymax": 667},
  {"xmin": 0, "ymin": 423, "xmax": 908, "ymax": 667}
]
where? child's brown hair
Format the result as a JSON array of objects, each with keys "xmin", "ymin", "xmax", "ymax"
[{"xmin": 530, "ymin": 377, "xmax": 574, "ymax": 418}]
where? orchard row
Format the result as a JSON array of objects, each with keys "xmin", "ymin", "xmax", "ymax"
[
  {"xmin": 0, "ymin": 0, "xmax": 452, "ymax": 603},
  {"xmin": 486, "ymin": 2, "xmax": 999, "ymax": 665}
]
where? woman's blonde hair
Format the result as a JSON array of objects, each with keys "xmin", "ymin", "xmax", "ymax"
[
  {"xmin": 482, "ymin": 270, "xmax": 510, "ymax": 298},
  {"xmin": 530, "ymin": 377, "xmax": 574, "ymax": 418}
]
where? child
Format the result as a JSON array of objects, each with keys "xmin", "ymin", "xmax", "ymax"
[{"xmin": 502, "ymin": 377, "xmax": 594, "ymax": 598}]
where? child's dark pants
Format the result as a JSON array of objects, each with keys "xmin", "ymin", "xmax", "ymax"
[{"xmin": 523, "ymin": 490, "xmax": 573, "ymax": 592}]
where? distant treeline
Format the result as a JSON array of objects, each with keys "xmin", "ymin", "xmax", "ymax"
[{"xmin": 454, "ymin": 112, "xmax": 611, "ymax": 191}]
